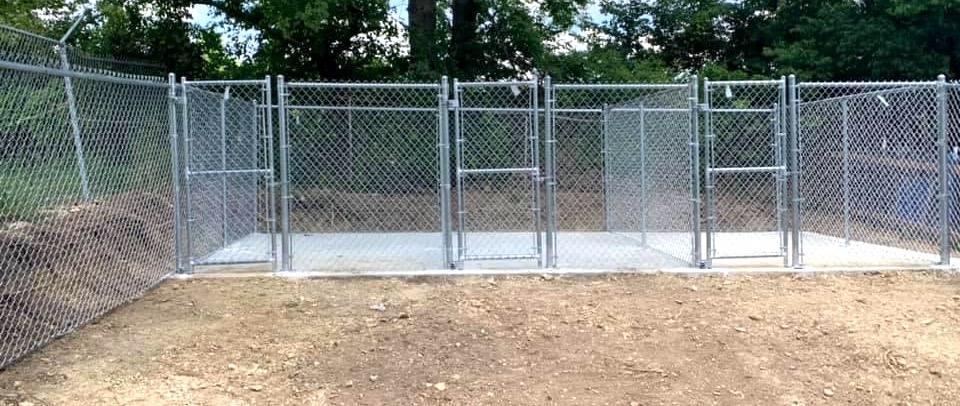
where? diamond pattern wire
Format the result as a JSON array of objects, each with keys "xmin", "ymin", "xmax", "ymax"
[
  {"xmin": 553, "ymin": 84, "xmax": 693, "ymax": 265},
  {"xmin": 0, "ymin": 24, "xmax": 165, "ymax": 80},
  {"xmin": 455, "ymin": 83, "xmax": 540, "ymax": 261},
  {"xmin": 798, "ymin": 83, "xmax": 945, "ymax": 265},
  {"xmin": 284, "ymin": 83, "xmax": 442, "ymax": 270},
  {"xmin": 0, "ymin": 64, "xmax": 174, "ymax": 368},
  {"xmin": 705, "ymin": 82, "xmax": 786, "ymax": 260},
  {"xmin": 183, "ymin": 82, "xmax": 273, "ymax": 266},
  {"xmin": 949, "ymin": 84, "xmax": 960, "ymax": 258}
]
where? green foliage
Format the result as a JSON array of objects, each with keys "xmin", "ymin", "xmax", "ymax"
[
  {"xmin": 543, "ymin": 46, "xmax": 674, "ymax": 83},
  {"xmin": 0, "ymin": 0, "xmax": 68, "ymax": 34},
  {"xmin": 6, "ymin": 0, "xmax": 960, "ymax": 82}
]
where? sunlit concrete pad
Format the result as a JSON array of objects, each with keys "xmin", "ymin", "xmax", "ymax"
[{"xmin": 193, "ymin": 231, "xmax": 950, "ymax": 274}]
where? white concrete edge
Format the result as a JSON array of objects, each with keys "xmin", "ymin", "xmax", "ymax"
[{"xmin": 171, "ymin": 264, "xmax": 959, "ymax": 280}]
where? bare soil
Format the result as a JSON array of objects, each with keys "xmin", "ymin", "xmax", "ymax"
[
  {"xmin": 2, "ymin": 272, "xmax": 959, "ymax": 405},
  {"xmin": 0, "ymin": 190, "xmax": 173, "ymax": 368}
]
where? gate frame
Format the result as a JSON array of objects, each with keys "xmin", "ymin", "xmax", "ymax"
[
  {"xmin": 178, "ymin": 77, "xmax": 277, "ymax": 273},
  {"xmin": 452, "ymin": 77, "xmax": 544, "ymax": 268},
  {"xmin": 702, "ymin": 78, "xmax": 789, "ymax": 267}
]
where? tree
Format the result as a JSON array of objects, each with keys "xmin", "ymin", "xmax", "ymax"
[
  {"xmin": 408, "ymin": 0, "xmax": 439, "ymax": 77},
  {"xmin": 193, "ymin": 0, "xmax": 402, "ymax": 79},
  {"xmin": 765, "ymin": 0, "xmax": 960, "ymax": 80},
  {"xmin": 0, "ymin": 0, "xmax": 66, "ymax": 34},
  {"xmin": 76, "ymin": 0, "xmax": 205, "ymax": 77}
]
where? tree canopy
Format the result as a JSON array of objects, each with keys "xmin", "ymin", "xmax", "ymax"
[{"xmin": 2, "ymin": 0, "xmax": 959, "ymax": 81}]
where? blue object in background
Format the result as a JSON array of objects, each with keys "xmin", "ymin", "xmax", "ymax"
[{"xmin": 897, "ymin": 177, "xmax": 931, "ymax": 224}]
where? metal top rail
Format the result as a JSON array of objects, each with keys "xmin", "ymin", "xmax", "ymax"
[
  {"xmin": 456, "ymin": 80, "xmax": 537, "ymax": 87},
  {"xmin": 183, "ymin": 79, "xmax": 268, "ymax": 86},
  {"xmin": 554, "ymin": 83, "xmax": 687, "ymax": 89},
  {"xmin": 706, "ymin": 79, "xmax": 782, "ymax": 86},
  {"xmin": 286, "ymin": 81, "xmax": 439, "ymax": 89},
  {"xmin": 0, "ymin": 59, "xmax": 169, "ymax": 88}
]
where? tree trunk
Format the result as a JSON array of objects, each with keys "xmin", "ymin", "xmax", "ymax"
[
  {"xmin": 408, "ymin": 0, "xmax": 437, "ymax": 75},
  {"xmin": 451, "ymin": 0, "xmax": 480, "ymax": 78}
]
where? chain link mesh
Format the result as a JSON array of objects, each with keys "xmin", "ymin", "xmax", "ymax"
[
  {"xmin": 182, "ymin": 82, "xmax": 274, "ymax": 268},
  {"xmin": 454, "ymin": 82, "xmax": 541, "ymax": 263},
  {"xmin": 283, "ymin": 83, "xmax": 442, "ymax": 271},
  {"xmin": 553, "ymin": 84, "xmax": 693, "ymax": 266},
  {"xmin": 0, "ymin": 24, "xmax": 164, "ymax": 81},
  {"xmin": 0, "ymin": 62, "xmax": 174, "ymax": 368},
  {"xmin": 797, "ymin": 83, "xmax": 945, "ymax": 266},
  {"xmin": 704, "ymin": 81, "xmax": 787, "ymax": 262}
]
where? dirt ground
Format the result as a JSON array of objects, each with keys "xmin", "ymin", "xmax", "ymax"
[{"xmin": 1, "ymin": 272, "xmax": 959, "ymax": 406}]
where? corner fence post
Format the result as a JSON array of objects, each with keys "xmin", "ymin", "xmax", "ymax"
[
  {"xmin": 277, "ymin": 75, "xmax": 293, "ymax": 272},
  {"xmin": 937, "ymin": 75, "xmax": 951, "ymax": 266},
  {"xmin": 544, "ymin": 75, "xmax": 557, "ymax": 268},
  {"xmin": 438, "ymin": 76, "xmax": 454, "ymax": 268},
  {"xmin": 689, "ymin": 75, "xmax": 701, "ymax": 267},
  {"xmin": 167, "ymin": 73, "xmax": 184, "ymax": 273},
  {"xmin": 788, "ymin": 75, "xmax": 802, "ymax": 268},
  {"xmin": 58, "ymin": 43, "xmax": 91, "ymax": 201}
]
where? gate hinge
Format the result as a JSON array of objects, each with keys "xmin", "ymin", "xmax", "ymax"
[{"xmin": 447, "ymin": 99, "xmax": 460, "ymax": 108}]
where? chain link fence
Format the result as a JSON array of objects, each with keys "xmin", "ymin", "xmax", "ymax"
[
  {"xmin": 703, "ymin": 80, "xmax": 789, "ymax": 266},
  {"xmin": 454, "ymin": 80, "xmax": 542, "ymax": 266},
  {"xmin": 179, "ymin": 80, "xmax": 275, "ymax": 270},
  {"xmin": 0, "ymin": 25, "xmax": 175, "ymax": 368},
  {"xmin": 797, "ymin": 81, "xmax": 950, "ymax": 266},
  {"xmin": 551, "ymin": 83, "xmax": 696, "ymax": 267},
  {"xmin": 279, "ymin": 80, "xmax": 444, "ymax": 272},
  {"xmin": 4, "ymin": 19, "xmax": 960, "ymax": 369}
]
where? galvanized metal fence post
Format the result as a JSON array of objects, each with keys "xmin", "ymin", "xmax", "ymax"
[
  {"xmin": 937, "ymin": 75, "xmax": 951, "ymax": 266},
  {"xmin": 778, "ymin": 77, "xmax": 789, "ymax": 267},
  {"xmin": 601, "ymin": 103, "xmax": 611, "ymax": 231},
  {"xmin": 841, "ymin": 99, "xmax": 851, "ymax": 245},
  {"xmin": 57, "ymin": 12, "xmax": 91, "ymax": 201},
  {"xmin": 788, "ymin": 75, "xmax": 802, "ymax": 268},
  {"xmin": 167, "ymin": 73, "xmax": 184, "ymax": 273},
  {"xmin": 438, "ymin": 76, "xmax": 454, "ymax": 268},
  {"xmin": 453, "ymin": 79, "xmax": 466, "ymax": 268},
  {"xmin": 689, "ymin": 75, "xmax": 702, "ymax": 267},
  {"xmin": 702, "ymin": 78, "xmax": 714, "ymax": 268},
  {"xmin": 530, "ymin": 75, "xmax": 544, "ymax": 268},
  {"xmin": 57, "ymin": 44, "xmax": 91, "ymax": 201},
  {"xmin": 219, "ymin": 87, "xmax": 230, "ymax": 248},
  {"xmin": 180, "ymin": 77, "xmax": 195, "ymax": 274},
  {"xmin": 639, "ymin": 103, "xmax": 648, "ymax": 246},
  {"xmin": 265, "ymin": 76, "xmax": 278, "ymax": 272},
  {"xmin": 277, "ymin": 75, "xmax": 293, "ymax": 272},
  {"xmin": 544, "ymin": 75, "xmax": 558, "ymax": 268}
]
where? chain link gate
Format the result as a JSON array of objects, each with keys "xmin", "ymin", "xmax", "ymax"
[
  {"xmin": 548, "ymin": 80, "xmax": 700, "ymax": 268},
  {"xmin": 180, "ymin": 78, "xmax": 276, "ymax": 272},
  {"xmin": 703, "ymin": 79, "xmax": 789, "ymax": 266},
  {"xmin": 452, "ymin": 79, "xmax": 543, "ymax": 267},
  {"xmin": 277, "ymin": 78, "xmax": 448, "ymax": 272}
]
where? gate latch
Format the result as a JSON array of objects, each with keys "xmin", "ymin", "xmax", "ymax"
[{"xmin": 447, "ymin": 99, "xmax": 459, "ymax": 109}]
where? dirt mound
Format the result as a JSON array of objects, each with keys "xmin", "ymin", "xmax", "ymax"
[{"xmin": 0, "ymin": 191, "xmax": 174, "ymax": 367}]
